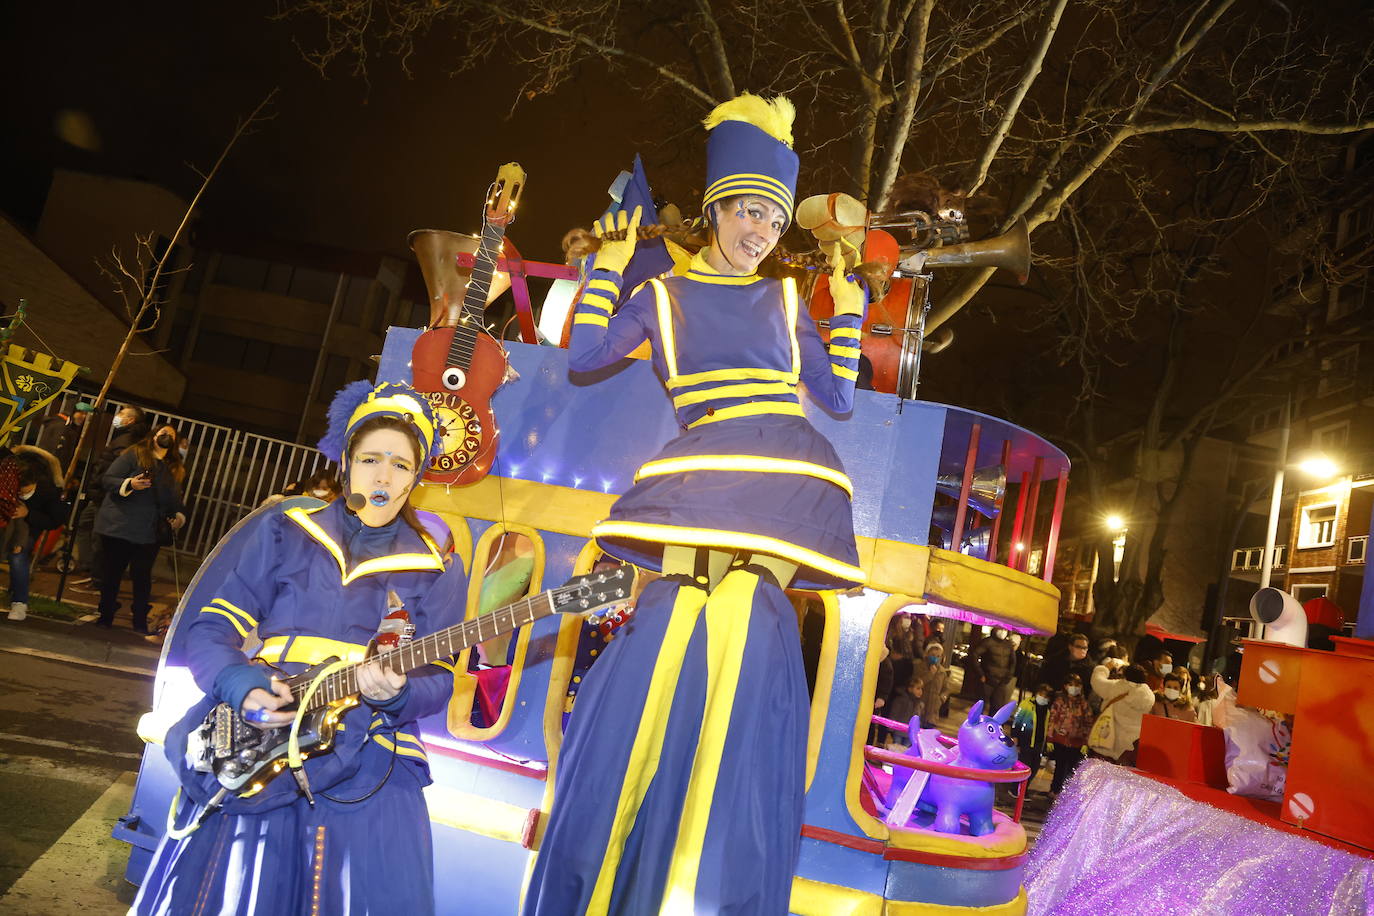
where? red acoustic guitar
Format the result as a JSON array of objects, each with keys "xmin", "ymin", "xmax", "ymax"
[{"xmin": 410, "ymin": 163, "xmax": 525, "ymax": 485}]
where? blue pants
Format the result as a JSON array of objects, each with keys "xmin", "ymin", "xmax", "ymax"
[{"xmin": 8, "ymin": 543, "xmax": 31, "ymax": 604}]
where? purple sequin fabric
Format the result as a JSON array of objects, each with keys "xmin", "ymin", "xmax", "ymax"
[{"xmin": 1025, "ymin": 760, "xmax": 1374, "ymax": 915}]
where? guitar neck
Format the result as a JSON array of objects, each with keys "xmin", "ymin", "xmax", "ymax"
[
  {"xmin": 302, "ymin": 589, "xmax": 561, "ymax": 713},
  {"xmin": 445, "ymin": 220, "xmax": 507, "ymax": 368}
]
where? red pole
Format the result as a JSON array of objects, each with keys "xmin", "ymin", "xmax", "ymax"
[
  {"xmin": 1043, "ymin": 468, "xmax": 1070, "ymax": 583},
  {"xmin": 988, "ymin": 439, "xmax": 1012, "ymax": 565},
  {"xmin": 1008, "ymin": 472, "xmax": 1030, "ymax": 571},
  {"xmin": 951, "ymin": 422, "xmax": 981, "ymax": 554},
  {"xmin": 1021, "ymin": 457, "xmax": 1044, "ymax": 572}
]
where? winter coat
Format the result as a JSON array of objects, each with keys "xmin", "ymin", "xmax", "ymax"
[
  {"xmin": 973, "ymin": 634, "xmax": 1015, "ymax": 683},
  {"xmin": 94, "ymin": 450, "xmax": 186, "ymax": 545},
  {"xmin": 1046, "ymin": 693, "xmax": 1094, "ymax": 747},
  {"xmin": 911, "ymin": 657, "xmax": 948, "ymax": 723},
  {"xmin": 1150, "ymin": 695, "xmax": 1198, "ymax": 723},
  {"xmin": 1089, "ymin": 664, "xmax": 1157, "ymax": 761},
  {"xmin": 14, "ymin": 445, "xmax": 66, "ymax": 539}
]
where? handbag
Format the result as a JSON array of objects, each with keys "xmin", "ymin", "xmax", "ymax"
[{"xmin": 1087, "ymin": 693, "xmax": 1126, "ymax": 756}]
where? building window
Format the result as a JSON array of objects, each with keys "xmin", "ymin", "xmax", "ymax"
[
  {"xmin": 1291, "ymin": 583, "xmax": 1328, "ymax": 604},
  {"xmin": 1299, "ymin": 503, "xmax": 1338, "ymax": 548},
  {"xmin": 1249, "ymin": 405, "xmax": 1285, "ymax": 435},
  {"xmin": 1350, "ymin": 535, "xmax": 1368, "ymax": 564},
  {"xmin": 1273, "ymin": 544, "xmax": 1287, "ymax": 568},
  {"xmin": 1317, "ymin": 345, "xmax": 1359, "ymax": 397},
  {"xmin": 1314, "ymin": 423, "xmax": 1349, "ymax": 452}
]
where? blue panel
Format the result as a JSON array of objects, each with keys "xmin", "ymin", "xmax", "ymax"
[
  {"xmin": 431, "ymin": 823, "xmax": 530, "ymax": 913},
  {"xmin": 884, "ymin": 858, "xmax": 1023, "ymax": 908},
  {"xmin": 794, "ymin": 835, "xmax": 887, "ymax": 897}
]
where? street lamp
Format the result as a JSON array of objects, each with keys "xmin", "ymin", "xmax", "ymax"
[{"xmin": 1260, "ymin": 451, "xmax": 1339, "ymax": 591}]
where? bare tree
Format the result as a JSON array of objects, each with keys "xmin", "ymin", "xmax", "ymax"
[{"xmin": 63, "ymin": 91, "xmax": 278, "ymax": 483}]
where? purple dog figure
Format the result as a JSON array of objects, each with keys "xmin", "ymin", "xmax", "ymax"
[{"xmin": 886, "ymin": 700, "xmax": 1018, "ymax": 836}]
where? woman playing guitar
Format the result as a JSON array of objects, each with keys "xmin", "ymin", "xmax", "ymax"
[{"xmin": 133, "ymin": 381, "xmax": 468, "ymax": 916}]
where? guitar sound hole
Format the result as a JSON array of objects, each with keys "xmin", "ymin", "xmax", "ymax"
[{"xmin": 442, "ymin": 367, "xmax": 467, "ymax": 391}]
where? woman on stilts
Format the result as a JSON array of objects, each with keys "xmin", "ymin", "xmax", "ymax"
[
  {"xmin": 525, "ymin": 93, "xmax": 867, "ymax": 916},
  {"xmin": 134, "ymin": 381, "xmax": 467, "ymax": 916}
]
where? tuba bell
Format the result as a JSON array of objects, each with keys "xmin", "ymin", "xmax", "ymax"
[
  {"xmin": 897, "ymin": 218, "xmax": 1031, "ymax": 283},
  {"xmin": 408, "ymin": 229, "xmax": 513, "ymax": 329}
]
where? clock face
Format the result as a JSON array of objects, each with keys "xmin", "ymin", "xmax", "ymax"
[{"xmin": 425, "ymin": 392, "xmax": 482, "ymax": 473}]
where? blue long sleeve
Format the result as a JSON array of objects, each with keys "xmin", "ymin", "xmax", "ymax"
[
  {"xmin": 797, "ymin": 302, "xmax": 866, "ymax": 413},
  {"xmin": 567, "ymin": 268, "xmax": 654, "ymax": 373}
]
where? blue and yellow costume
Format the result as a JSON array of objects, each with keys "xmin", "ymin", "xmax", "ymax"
[
  {"xmin": 134, "ymin": 383, "xmax": 467, "ymax": 916},
  {"xmin": 525, "ymin": 95, "xmax": 866, "ymax": 915}
]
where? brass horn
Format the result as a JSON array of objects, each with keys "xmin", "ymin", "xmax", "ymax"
[
  {"xmin": 898, "ymin": 218, "xmax": 1031, "ymax": 283},
  {"xmin": 408, "ymin": 229, "xmax": 513, "ymax": 329},
  {"xmin": 934, "ymin": 465, "xmax": 1007, "ymax": 518}
]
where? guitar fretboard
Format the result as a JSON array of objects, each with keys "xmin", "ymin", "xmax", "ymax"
[
  {"xmin": 295, "ymin": 587, "xmax": 561, "ymax": 712},
  {"xmin": 445, "ymin": 220, "xmax": 507, "ymax": 371}
]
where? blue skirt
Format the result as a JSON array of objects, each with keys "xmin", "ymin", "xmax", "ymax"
[
  {"xmin": 524, "ymin": 573, "xmax": 809, "ymax": 916},
  {"xmin": 593, "ymin": 413, "xmax": 863, "ymax": 590},
  {"xmin": 134, "ymin": 759, "xmax": 434, "ymax": 916}
]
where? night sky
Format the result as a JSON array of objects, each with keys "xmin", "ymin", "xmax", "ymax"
[{"xmin": 2, "ymin": 2, "xmax": 682, "ymax": 261}]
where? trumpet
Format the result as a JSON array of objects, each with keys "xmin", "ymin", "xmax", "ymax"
[{"xmin": 896, "ymin": 218, "xmax": 1030, "ymax": 283}]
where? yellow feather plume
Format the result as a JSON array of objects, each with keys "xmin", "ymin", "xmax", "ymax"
[{"xmin": 702, "ymin": 93, "xmax": 796, "ymax": 148}]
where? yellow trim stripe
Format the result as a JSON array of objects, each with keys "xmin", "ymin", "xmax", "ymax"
[
  {"xmin": 783, "ymin": 277, "xmax": 801, "ymax": 376},
  {"xmin": 789, "ymin": 878, "xmax": 1028, "ymax": 916},
  {"xmin": 830, "ymin": 345, "xmax": 862, "ymax": 359},
  {"xmin": 686, "ymin": 401, "xmax": 805, "ymax": 428},
  {"xmin": 649, "ymin": 278, "xmax": 679, "ymax": 378},
  {"xmin": 829, "ymin": 326, "xmax": 862, "ymax": 341},
  {"xmin": 587, "ymin": 587, "xmax": 709, "ymax": 912},
  {"xmin": 593, "ymin": 520, "xmax": 866, "ymax": 584},
  {"xmin": 202, "ymin": 606, "xmax": 249, "ymax": 637},
  {"xmin": 832, "ymin": 364, "xmax": 859, "ymax": 380},
  {"xmin": 662, "ymin": 570, "xmax": 756, "ymax": 910},
  {"xmin": 666, "ymin": 367, "xmax": 797, "ymax": 388},
  {"xmin": 210, "ymin": 597, "xmax": 258, "ymax": 630},
  {"xmin": 346, "ymin": 393, "xmax": 436, "ymax": 455},
  {"xmin": 284, "ymin": 506, "xmax": 444, "ymax": 584},
  {"xmin": 574, "ymin": 313, "xmax": 609, "ymax": 327},
  {"xmin": 635, "ymin": 455, "xmax": 854, "ymax": 497},
  {"xmin": 372, "ymin": 733, "xmax": 429, "ymax": 762},
  {"xmin": 588, "ymin": 277, "xmax": 620, "ymax": 295},
  {"xmin": 670, "ymin": 380, "xmax": 797, "ymax": 408},
  {"xmin": 705, "ymin": 172, "xmax": 794, "ymax": 199},
  {"xmin": 255, "ymin": 635, "xmax": 369, "ymax": 665},
  {"xmin": 681, "ymin": 271, "xmax": 761, "ymax": 286},
  {"xmin": 579, "ymin": 293, "xmax": 614, "ymax": 313}
]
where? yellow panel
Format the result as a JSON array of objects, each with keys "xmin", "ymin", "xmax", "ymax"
[
  {"xmin": 789, "ymin": 877, "xmax": 884, "ymax": 916},
  {"xmin": 887, "ymin": 888, "xmax": 1028, "ymax": 915},
  {"xmin": 923, "ymin": 547, "xmax": 1059, "ymax": 635},
  {"xmin": 886, "ymin": 818, "xmax": 1026, "ymax": 858},
  {"xmin": 423, "ymin": 783, "xmax": 532, "ymax": 846}
]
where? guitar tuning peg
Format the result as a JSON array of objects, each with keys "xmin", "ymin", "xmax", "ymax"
[{"xmin": 615, "ymin": 589, "xmax": 625, "ymax": 597}]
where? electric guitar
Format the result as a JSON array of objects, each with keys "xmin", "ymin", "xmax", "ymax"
[
  {"xmin": 183, "ymin": 564, "xmax": 631, "ymax": 800},
  {"xmin": 411, "ymin": 162, "xmax": 526, "ymax": 485}
]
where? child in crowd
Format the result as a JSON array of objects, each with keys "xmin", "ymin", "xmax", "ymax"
[
  {"xmin": 1012, "ymin": 682, "xmax": 1053, "ymax": 782},
  {"xmin": 1046, "ymin": 672, "xmax": 1094, "ymax": 797}
]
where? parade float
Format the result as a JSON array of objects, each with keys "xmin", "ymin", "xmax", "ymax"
[{"xmin": 115, "ymin": 160, "xmax": 1073, "ymax": 915}]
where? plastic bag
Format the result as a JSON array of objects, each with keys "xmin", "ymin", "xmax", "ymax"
[{"xmin": 1222, "ymin": 706, "xmax": 1291, "ymax": 801}]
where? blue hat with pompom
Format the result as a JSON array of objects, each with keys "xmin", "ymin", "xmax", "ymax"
[{"xmin": 317, "ymin": 380, "xmax": 439, "ymax": 471}]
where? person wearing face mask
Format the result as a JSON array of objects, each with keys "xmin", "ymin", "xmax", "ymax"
[
  {"xmin": 973, "ymin": 625, "xmax": 1017, "ymax": 713},
  {"xmin": 1045, "ymin": 672, "xmax": 1094, "ymax": 797},
  {"xmin": 133, "ymin": 381, "xmax": 469, "ymax": 916},
  {"xmin": 92, "ymin": 424, "xmax": 187, "ymax": 633},
  {"xmin": 71, "ymin": 404, "xmax": 149, "ymax": 592},
  {"xmin": 4, "ymin": 447, "xmax": 66, "ymax": 621},
  {"xmin": 1145, "ymin": 650, "xmax": 1174, "ymax": 692},
  {"xmin": 1012, "ymin": 682, "xmax": 1054, "ymax": 784},
  {"xmin": 528, "ymin": 95, "xmax": 869, "ymax": 916},
  {"xmin": 1088, "ymin": 663, "xmax": 1157, "ymax": 765},
  {"xmin": 912, "ymin": 639, "xmax": 950, "ymax": 724},
  {"xmin": 1040, "ymin": 631, "xmax": 1094, "ymax": 693},
  {"xmin": 1150, "ymin": 672, "xmax": 1198, "ymax": 722}
]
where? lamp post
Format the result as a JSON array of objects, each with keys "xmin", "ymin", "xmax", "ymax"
[{"xmin": 1257, "ymin": 401, "xmax": 1291, "ymax": 592}]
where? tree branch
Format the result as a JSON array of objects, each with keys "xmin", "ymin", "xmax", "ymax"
[{"xmin": 693, "ymin": 0, "xmax": 735, "ymax": 98}]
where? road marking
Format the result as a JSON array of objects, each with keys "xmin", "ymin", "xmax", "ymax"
[
  {"xmin": 0, "ymin": 646, "xmax": 155, "ymax": 677},
  {"xmin": 0, "ymin": 732, "xmax": 143, "ymax": 762}
]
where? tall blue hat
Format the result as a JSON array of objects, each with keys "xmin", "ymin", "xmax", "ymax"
[
  {"xmin": 701, "ymin": 94, "xmax": 799, "ymax": 227},
  {"xmin": 317, "ymin": 380, "xmax": 440, "ymax": 469}
]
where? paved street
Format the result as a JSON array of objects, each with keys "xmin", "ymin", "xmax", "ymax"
[{"xmin": 0, "ymin": 651, "xmax": 150, "ymax": 914}]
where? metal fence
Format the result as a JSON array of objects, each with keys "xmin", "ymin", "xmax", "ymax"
[{"xmin": 14, "ymin": 390, "xmax": 331, "ymax": 559}]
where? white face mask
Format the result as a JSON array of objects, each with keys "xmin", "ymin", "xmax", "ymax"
[
  {"xmin": 992, "ymin": 628, "xmax": 1007, "ymax": 640},
  {"xmin": 1066, "ymin": 686, "xmax": 1082, "ymax": 696},
  {"xmin": 111, "ymin": 417, "xmax": 127, "ymax": 429},
  {"xmin": 1035, "ymin": 696, "xmax": 1049, "ymax": 706},
  {"xmin": 1159, "ymin": 663, "xmax": 1173, "ymax": 675},
  {"xmin": 1163, "ymin": 688, "xmax": 1181, "ymax": 701}
]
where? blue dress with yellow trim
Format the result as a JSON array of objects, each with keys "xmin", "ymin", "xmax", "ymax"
[
  {"xmin": 524, "ymin": 255, "xmax": 865, "ymax": 915},
  {"xmin": 133, "ymin": 498, "xmax": 467, "ymax": 916}
]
